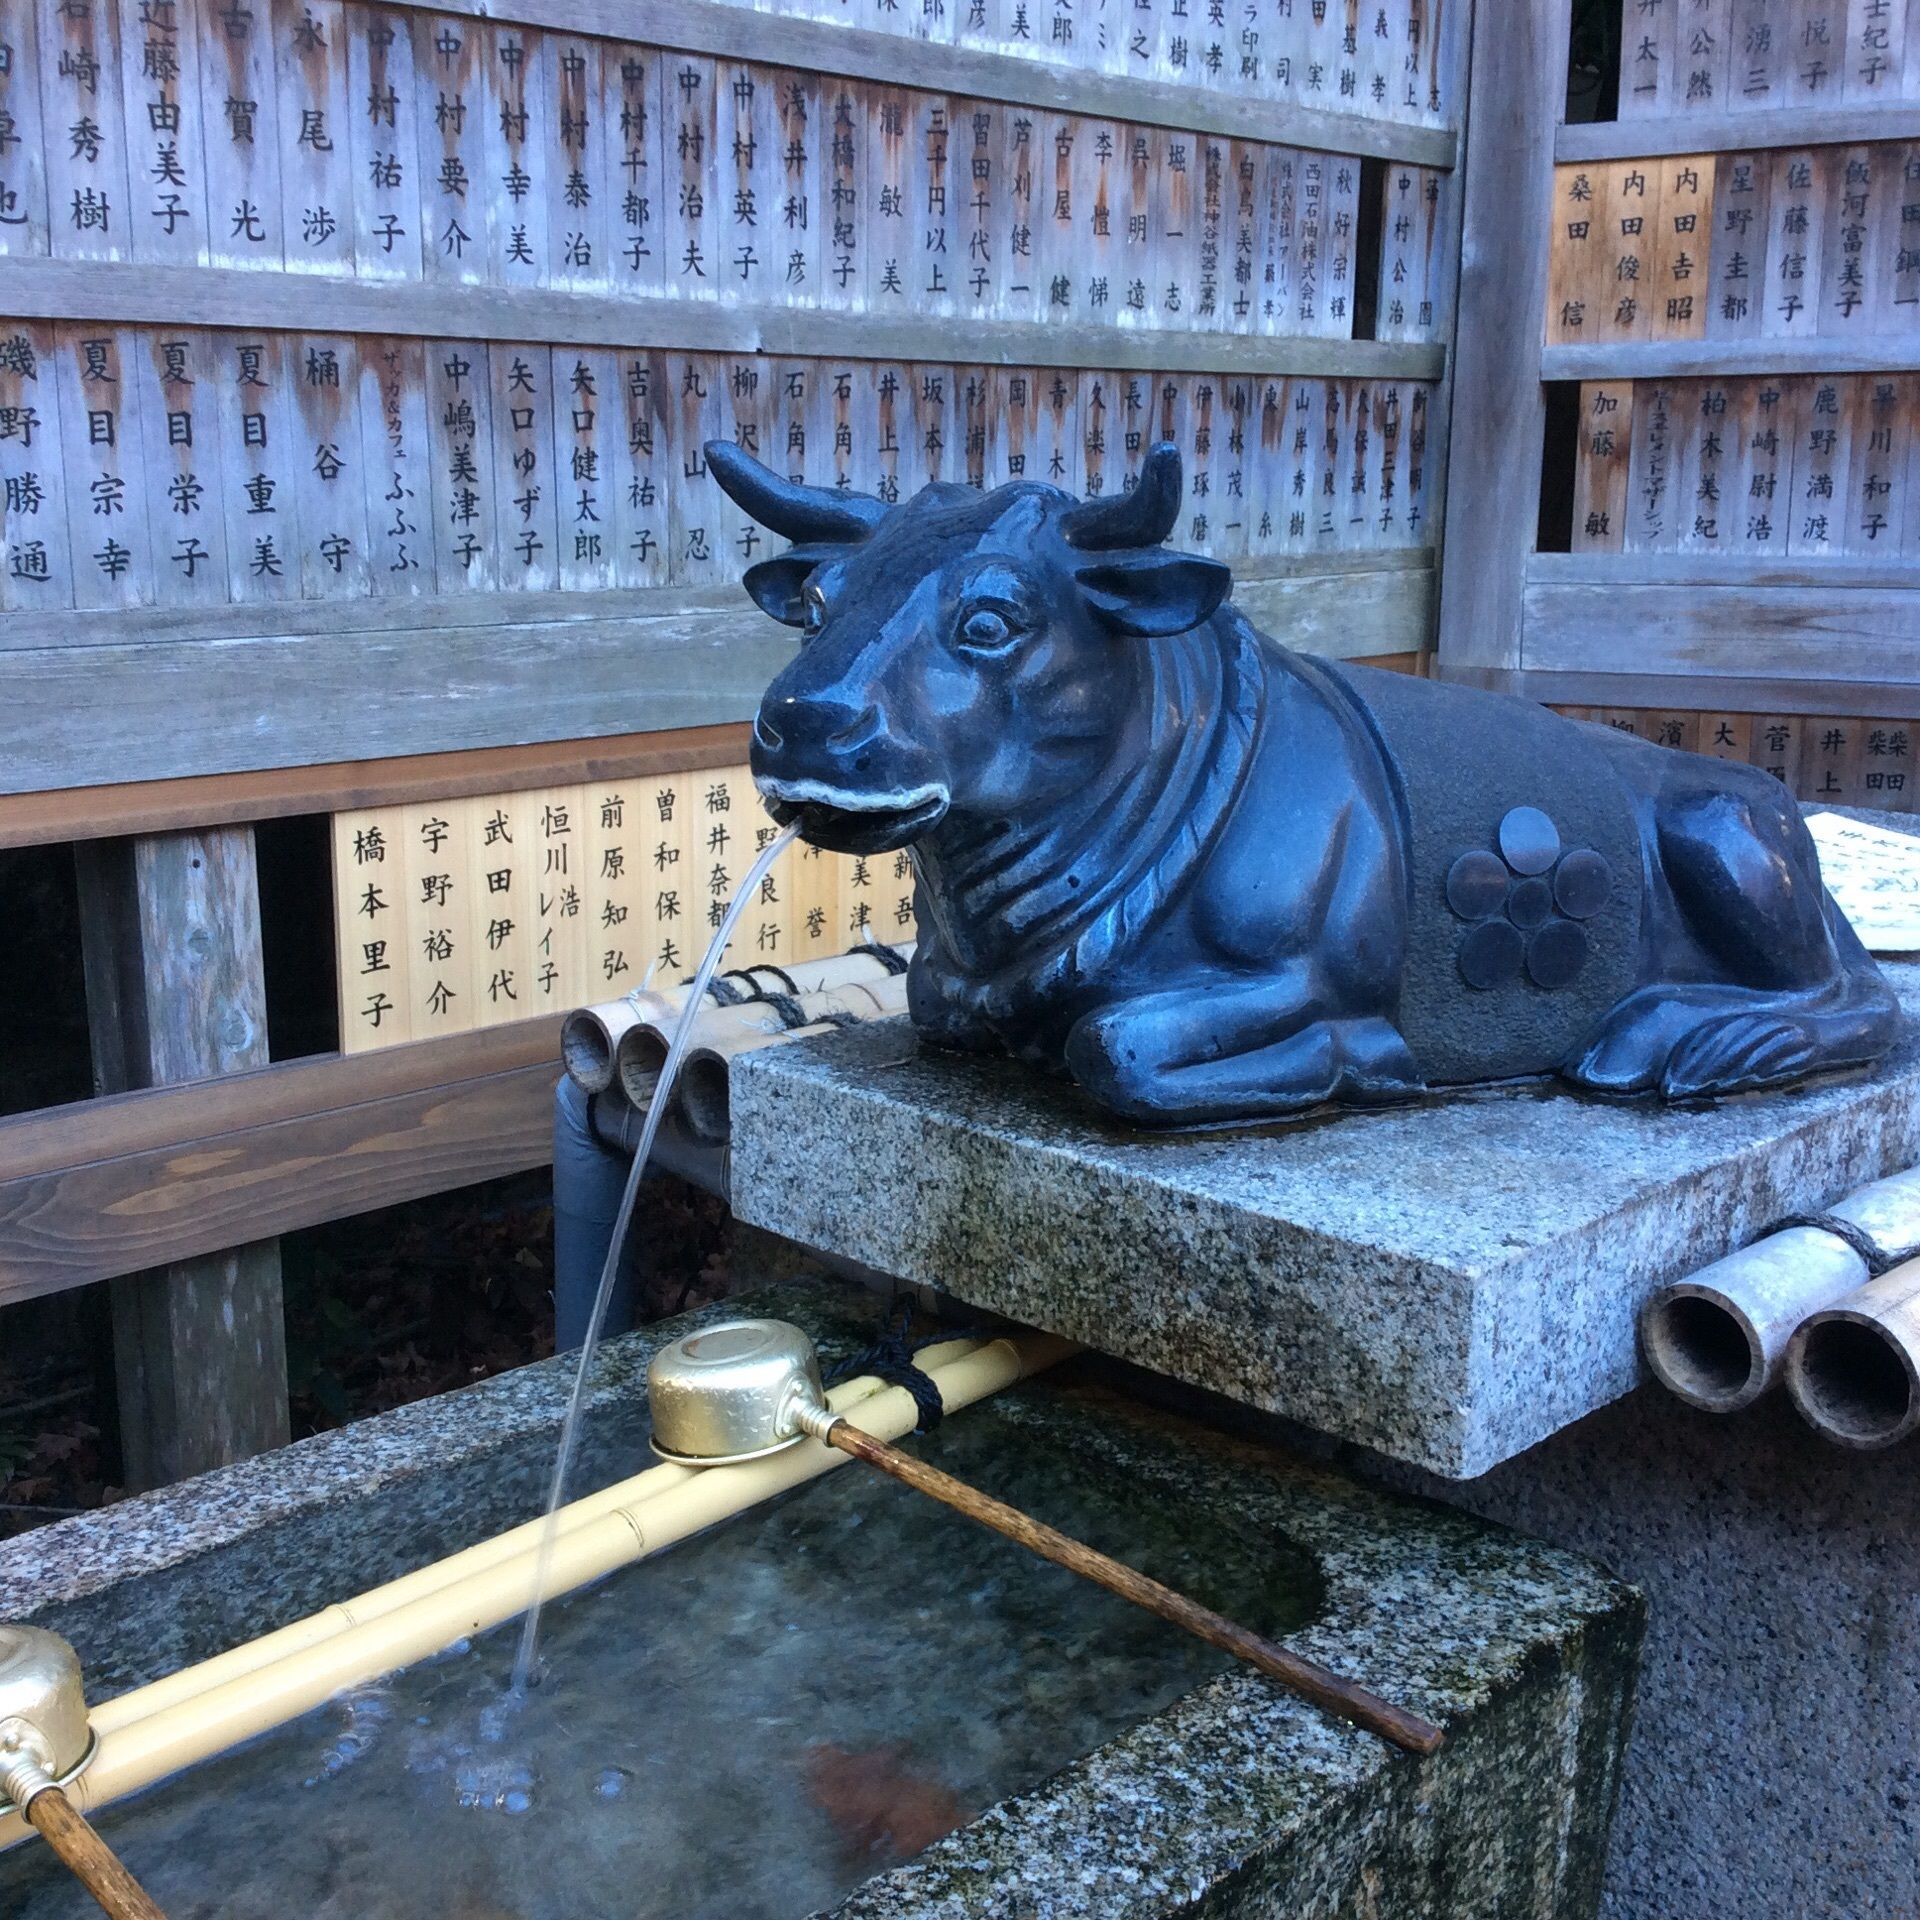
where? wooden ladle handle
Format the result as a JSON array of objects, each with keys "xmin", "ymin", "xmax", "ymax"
[
  {"xmin": 824, "ymin": 1419, "xmax": 1445, "ymax": 1757},
  {"xmin": 25, "ymin": 1788, "xmax": 168, "ymax": 1919}
]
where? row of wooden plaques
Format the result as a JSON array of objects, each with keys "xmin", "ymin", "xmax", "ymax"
[
  {"xmin": 1548, "ymin": 145, "xmax": 1919, "ymax": 344},
  {"xmin": 0, "ymin": 323, "xmax": 1442, "ymax": 612},
  {"xmin": 0, "ymin": 0, "xmax": 1454, "ymax": 340},
  {"xmin": 1568, "ymin": 369, "xmax": 1919, "ymax": 554},
  {"xmin": 330, "ymin": 763, "xmax": 913, "ymax": 1050},
  {"xmin": 1614, "ymin": 0, "xmax": 1920, "ymax": 121}
]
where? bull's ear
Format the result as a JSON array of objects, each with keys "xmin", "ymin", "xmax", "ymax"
[
  {"xmin": 1076, "ymin": 550, "xmax": 1232, "ymax": 638},
  {"xmin": 741, "ymin": 549, "xmax": 817, "ymax": 627}
]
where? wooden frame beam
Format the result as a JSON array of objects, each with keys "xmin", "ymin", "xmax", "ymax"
[
  {"xmin": 1541, "ymin": 339, "xmax": 1920, "ymax": 381},
  {"xmin": 1, "ymin": 261, "xmax": 1448, "ymax": 382},
  {"xmin": 1556, "ymin": 100, "xmax": 1920, "ymax": 163}
]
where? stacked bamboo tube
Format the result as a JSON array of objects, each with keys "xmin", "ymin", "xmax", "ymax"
[{"xmin": 562, "ymin": 944, "xmax": 915, "ymax": 1135}]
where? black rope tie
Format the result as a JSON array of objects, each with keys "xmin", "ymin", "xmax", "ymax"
[
  {"xmin": 824, "ymin": 1301, "xmax": 976, "ymax": 1434},
  {"xmin": 1769, "ymin": 1211, "xmax": 1903, "ymax": 1278},
  {"xmin": 853, "ymin": 942, "xmax": 912, "ymax": 977}
]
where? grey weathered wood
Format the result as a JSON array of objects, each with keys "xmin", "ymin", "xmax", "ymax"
[
  {"xmin": 0, "ymin": 257, "xmax": 1449, "ymax": 381},
  {"xmin": 406, "ymin": 0, "xmax": 1458, "ymax": 165},
  {"xmin": 1433, "ymin": 0, "xmax": 1566, "ymax": 674},
  {"xmin": 1521, "ymin": 581, "xmax": 1920, "ymax": 683},
  {"xmin": 74, "ymin": 826, "xmax": 290, "ymax": 1489},
  {"xmin": 1542, "ymin": 337, "xmax": 1920, "ymax": 381},
  {"xmin": 1453, "ymin": 666, "xmax": 1920, "ymax": 723},
  {"xmin": 1530, "ymin": 551, "xmax": 1920, "ymax": 592},
  {"xmin": 0, "ymin": 548, "xmax": 1430, "ymax": 652},
  {"xmin": 1556, "ymin": 100, "xmax": 1920, "ymax": 165},
  {"xmin": 0, "ymin": 559, "xmax": 1431, "ymax": 792}
]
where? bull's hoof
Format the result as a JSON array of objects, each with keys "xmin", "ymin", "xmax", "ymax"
[{"xmin": 1660, "ymin": 1013, "xmax": 1816, "ymax": 1099}]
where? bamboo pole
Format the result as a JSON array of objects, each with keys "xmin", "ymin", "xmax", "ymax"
[{"xmin": 0, "ymin": 1336, "xmax": 1063, "ymax": 1852}]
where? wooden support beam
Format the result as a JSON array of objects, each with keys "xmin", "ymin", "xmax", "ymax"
[
  {"xmin": 1541, "ymin": 338, "xmax": 1920, "ymax": 381},
  {"xmin": 1555, "ymin": 101, "xmax": 1920, "ymax": 163},
  {"xmin": 73, "ymin": 829, "xmax": 290, "ymax": 1490},
  {"xmin": 0, "ymin": 261, "xmax": 1450, "ymax": 384}
]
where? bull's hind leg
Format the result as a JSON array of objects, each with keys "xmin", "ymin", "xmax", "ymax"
[
  {"xmin": 1066, "ymin": 976, "xmax": 1421, "ymax": 1126},
  {"xmin": 1568, "ymin": 784, "xmax": 1902, "ymax": 1098}
]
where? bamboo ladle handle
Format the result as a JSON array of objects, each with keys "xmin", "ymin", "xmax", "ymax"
[
  {"xmin": 822, "ymin": 1419, "xmax": 1445, "ymax": 1757},
  {"xmin": 23, "ymin": 1788, "xmax": 168, "ymax": 1919}
]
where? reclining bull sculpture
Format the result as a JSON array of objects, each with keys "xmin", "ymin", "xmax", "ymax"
[{"xmin": 708, "ymin": 440, "xmax": 1902, "ymax": 1127}]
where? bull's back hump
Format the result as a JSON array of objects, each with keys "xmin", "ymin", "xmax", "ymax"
[{"xmin": 1325, "ymin": 663, "xmax": 1645, "ymax": 1084}]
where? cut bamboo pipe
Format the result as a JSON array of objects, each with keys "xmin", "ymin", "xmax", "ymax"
[
  {"xmin": 1786, "ymin": 1257, "xmax": 1920, "ymax": 1448},
  {"xmin": 0, "ymin": 1336, "xmax": 1063, "ymax": 1852},
  {"xmin": 1642, "ymin": 1167, "xmax": 1920, "ymax": 1413},
  {"xmin": 679, "ymin": 1021, "xmax": 841, "ymax": 1143},
  {"xmin": 567, "ymin": 945, "xmax": 916, "ymax": 1096},
  {"xmin": 19, "ymin": 1792, "xmax": 166, "ymax": 1920}
]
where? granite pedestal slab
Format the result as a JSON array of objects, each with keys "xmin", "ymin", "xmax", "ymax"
[
  {"xmin": 0, "ymin": 1283, "xmax": 1641, "ymax": 1920},
  {"xmin": 731, "ymin": 958, "xmax": 1920, "ymax": 1479}
]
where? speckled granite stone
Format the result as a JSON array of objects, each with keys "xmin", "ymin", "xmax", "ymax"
[
  {"xmin": 730, "ymin": 961, "xmax": 1920, "ymax": 1479},
  {"xmin": 0, "ymin": 1287, "xmax": 1643, "ymax": 1920}
]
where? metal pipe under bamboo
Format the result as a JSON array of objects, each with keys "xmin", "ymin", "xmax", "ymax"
[
  {"xmin": 1641, "ymin": 1167, "xmax": 1920, "ymax": 1413},
  {"xmin": 0, "ymin": 1334, "xmax": 1066, "ymax": 1853},
  {"xmin": 1786, "ymin": 1258, "xmax": 1920, "ymax": 1448}
]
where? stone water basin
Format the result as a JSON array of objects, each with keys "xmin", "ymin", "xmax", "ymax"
[{"xmin": 0, "ymin": 1285, "xmax": 1642, "ymax": 1918}]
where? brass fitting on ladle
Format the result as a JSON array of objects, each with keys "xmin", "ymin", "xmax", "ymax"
[
  {"xmin": 647, "ymin": 1320, "xmax": 1444, "ymax": 1756},
  {"xmin": 0, "ymin": 1626, "xmax": 168, "ymax": 1919}
]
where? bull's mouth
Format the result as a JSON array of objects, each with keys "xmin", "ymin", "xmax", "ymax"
[{"xmin": 757, "ymin": 778, "xmax": 950, "ymax": 855}]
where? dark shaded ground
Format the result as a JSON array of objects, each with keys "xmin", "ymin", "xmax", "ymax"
[{"xmin": 0, "ymin": 1170, "xmax": 733, "ymax": 1540}]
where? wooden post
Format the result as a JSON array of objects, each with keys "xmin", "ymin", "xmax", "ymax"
[
  {"xmin": 1432, "ymin": 1, "xmax": 1569, "ymax": 680},
  {"xmin": 74, "ymin": 829, "xmax": 290, "ymax": 1491}
]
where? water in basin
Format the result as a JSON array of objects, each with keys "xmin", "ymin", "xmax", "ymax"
[{"xmin": 2, "ymin": 1391, "xmax": 1319, "ymax": 1919}]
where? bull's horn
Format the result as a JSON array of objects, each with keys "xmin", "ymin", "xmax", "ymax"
[
  {"xmin": 704, "ymin": 440, "xmax": 888, "ymax": 544},
  {"xmin": 1061, "ymin": 442, "xmax": 1183, "ymax": 550}
]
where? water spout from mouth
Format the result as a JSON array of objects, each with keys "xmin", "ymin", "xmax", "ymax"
[{"xmin": 509, "ymin": 820, "xmax": 801, "ymax": 1695}]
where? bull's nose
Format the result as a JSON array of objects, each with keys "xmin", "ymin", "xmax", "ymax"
[{"xmin": 825, "ymin": 706, "xmax": 881, "ymax": 752}]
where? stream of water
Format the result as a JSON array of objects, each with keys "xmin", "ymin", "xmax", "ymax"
[{"xmin": 508, "ymin": 819, "xmax": 801, "ymax": 1694}]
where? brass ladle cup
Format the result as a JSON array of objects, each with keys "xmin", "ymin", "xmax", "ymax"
[
  {"xmin": 646, "ymin": 1320, "xmax": 1443, "ymax": 1756},
  {"xmin": 0, "ymin": 1626, "xmax": 167, "ymax": 1918}
]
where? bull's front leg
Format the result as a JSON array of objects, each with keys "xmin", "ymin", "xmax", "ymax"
[{"xmin": 1064, "ymin": 970, "xmax": 1422, "ymax": 1126}]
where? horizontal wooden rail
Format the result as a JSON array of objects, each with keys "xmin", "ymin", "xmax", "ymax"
[
  {"xmin": 0, "ymin": 727, "xmax": 752, "ymax": 851},
  {"xmin": 0, "ymin": 557, "xmax": 1434, "ymax": 799},
  {"xmin": 2, "ymin": 262, "xmax": 1449, "ymax": 383},
  {"xmin": 1555, "ymin": 100, "xmax": 1920, "ymax": 164},
  {"xmin": 1447, "ymin": 667, "xmax": 1920, "ymax": 723},
  {"xmin": 399, "ymin": 0, "xmax": 1460, "ymax": 165},
  {"xmin": 1528, "ymin": 553, "xmax": 1919, "ymax": 593},
  {"xmin": 0, "ymin": 1023, "xmax": 565, "ymax": 1306},
  {"xmin": 1540, "ymin": 338, "xmax": 1920, "ymax": 382}
]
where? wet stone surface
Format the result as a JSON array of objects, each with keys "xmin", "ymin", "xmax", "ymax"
[
  {"xmin": 732, "ymin": 973, "xmax": 1920, "ymax": 1479},
  {"xmin": 0, "ymin": 1286, "xmax": 1641, "ymax": 1919}
]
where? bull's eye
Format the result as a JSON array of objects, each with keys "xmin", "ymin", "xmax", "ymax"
[
  {"xmin": 802, "ymin": 584, "xmax": 827, "ymax": 634},
  {"xmin": 958, "ymin": 607, "xmax": 1017, "ymax": 654}
]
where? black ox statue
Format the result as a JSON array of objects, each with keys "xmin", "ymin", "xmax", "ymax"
[{"xmin": 707, "ymin": 439, "xmax": 1903, "ymax": 1128}]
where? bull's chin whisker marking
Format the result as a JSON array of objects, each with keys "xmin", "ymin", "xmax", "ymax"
[{"xmin": 758, "ymin": 780, "xmax": 950, "ymax": 817}]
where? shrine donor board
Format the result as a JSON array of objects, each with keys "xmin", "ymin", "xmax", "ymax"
[{"xmin": 331, "ymin": 763, "xmax": 917, "ymax": 1052}]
